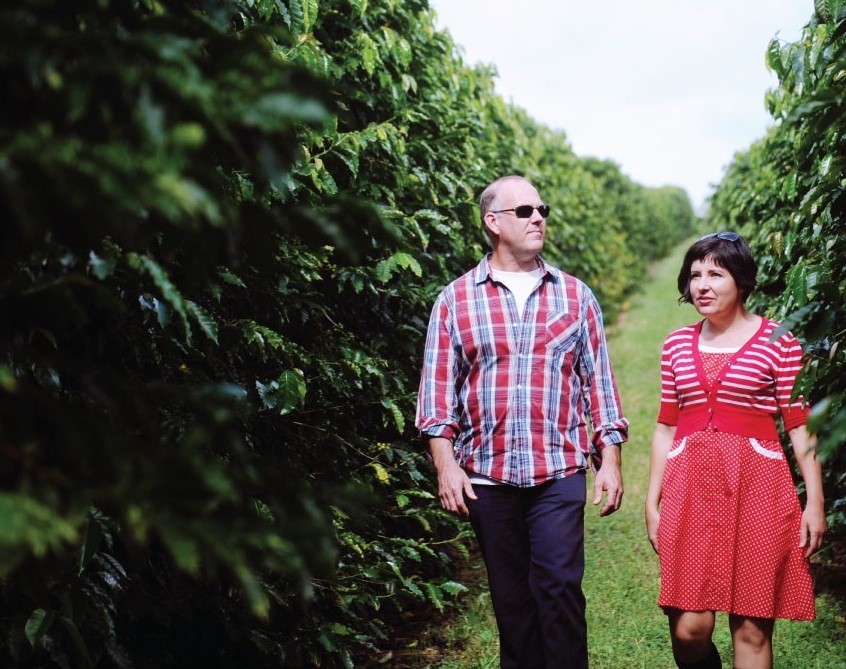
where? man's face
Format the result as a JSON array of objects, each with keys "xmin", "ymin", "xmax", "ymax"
[{"xmin": 486, "ymin": 180, "xmax": 547, "ymax": 258}]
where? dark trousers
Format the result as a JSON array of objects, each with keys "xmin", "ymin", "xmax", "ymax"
[{"xmin": 468, "ymin": 473, "xmax": 588, "ymax": 669}]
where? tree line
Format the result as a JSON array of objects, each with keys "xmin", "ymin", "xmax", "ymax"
[
  {"xmin": 707, "ymin": 0, "xmax": 845, "ymax": 549},
  {"xmin": 0, "ymin": 1, "xmax": 697, "ymax": 666}
]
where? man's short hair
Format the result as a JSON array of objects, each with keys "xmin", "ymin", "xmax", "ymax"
[
  {"xmin": 479, "ymin": 175, "xmax": 529, "ymax": 222},
  {"xmin": 479, "ymin": 174, "xmax": 529, "ymax": 244}
]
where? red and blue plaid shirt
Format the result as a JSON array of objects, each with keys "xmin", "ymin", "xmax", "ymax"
[{"xmin": 416, "ymin": 255, "xmax": 628, "ymax": 487}]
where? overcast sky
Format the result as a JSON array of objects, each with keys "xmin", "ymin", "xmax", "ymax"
[{"xmin": 427, "ymin": 0, "xmax": 812, "ymax": 211}]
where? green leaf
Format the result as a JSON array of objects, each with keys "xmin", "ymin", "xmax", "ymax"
[
  {"xmin": 334, "ymin": 145, "xmax": 360, "ymax": 178},
  {"xmin": 257, "ymin": 369, "xmax": 307, "ymax": 414},
  {"xmin": 320, "ymin": 166, "xmax": 338, "ymax": 195},
  {"xmin": 244, "ymin": 93, "xmax": 329, "ymax": 127},
  {"xmin": 781, "ymin": 171, "xmax": 798, "ymax": 200},
  {"xmin": 358, "ymin": 33, "xmax": 379, "ymax": 75},
  {"xmin": 217, "ymin": 269, "xmax": 246, "ymax": 288},
  {"xmin": 375, "ymin": 252, "xmax": 423, "ymax": 283},
  {"xmin": 440, "ymin": 580, "xmax": 469, "ymax": 596},
  {"xmin": 370, "ymin": 462, "xmax": 390, "ymax": 484},
  {"xmin": 349, "ymin": 0, "xmax": 367, "ymax": 19},
  {"xmin": 303, "ymin": 0, "xmax": 318, "ymax": 33},
  {"xmin": 0, "ymin": 365, "xmax": 17, "ymax": 392},
  {"xmin": 131, "ymin": 254, "xmax": 191, "ymax": 341},
  {"xmin": 277, "ymin": 369, "xmax": 307, "ymax": 415},
  {"xmin": 770, "ymin": 304, "xmax": 818, "ymax": 341},
  {"xmin": 24, "ymin": 609, "xmax": 55, "ymax": 648},
  {"xmin": 819, "ymin": 154, "xmax": 834, "ymax": 177},
  {"xmin": 330, "ymin": 623, "xmax": 351, "ymax": 636},
  {"xmin": 238, "ymin": 320, "xmax": 290, "ymax": 361},
  {"xmin": 158, "ymin": 525, "xmax": 200, "ymax": 574},
  {"xmin": 424, "ymin": 582, "xmax": 445, "ymax": 612},
  {"xmin": 765, "ymin": 39, "xmax": 785, "ymax": 78},
  {"xmin": 186, "ymin": 300, "xmax": 219, "ymax": 343},
  {"xmin": 78, "ymin": 508, "xmax": 104, "ymax": 575},
  {"xmin": 815, "ymin": 0, "xmax": 832, "ymax": 21},
  {"xmin": 0, "ymin": 493, "xmax": 79, "ymax": 576},
  {"xmin": 380, "ymin": 398, "xmax": 405, "ymax": 433},
  {"xmin": 236, "ymin": 564, "xmax": 270, "ymax": 619},
  {"xmin": 155, "ymin": 173, "xmax": 221, "ymax": 224},
  {"xmin": 89, "ymin": 250, "xmax": 118, "ymax": 280},
  {"xmin": 807, "ymin": 396, "xmax": 832, "ymax": 434},
  {"xmin": 787, "ymin": 264, "xmax": 809, "ymax": 307}
]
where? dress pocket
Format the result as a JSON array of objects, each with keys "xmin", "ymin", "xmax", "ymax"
[
  {"xmin": 749, "ymin": 437, "xmax": 784, "ymax": 460},
  {"xmin": 667, "ymin": 436, "xmax": 687, "ymax": 460}
]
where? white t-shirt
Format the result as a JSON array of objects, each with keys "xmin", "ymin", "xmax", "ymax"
[
  {"xmin": 468, "ymin": 266, "xmax": 543, "ymax": 486},
  {"xmin": 491, "ymin": 267, "xmax": 543, "ymax": 319}
]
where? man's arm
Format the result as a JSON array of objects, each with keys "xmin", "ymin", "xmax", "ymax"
[
  {"xmin": 416, "ymin": 293, "xmax": 475, "ymax": 516},
  {"xmin": 581, "ymin": 292, "xmax": 628, "ymax": 439},
  {"xmin": 579, "ymin": 287, "xmax": 628, "ymax": 515},
  {"xmin": 415, "ymin": 294, "xmax": 461, "ymax": 439}
]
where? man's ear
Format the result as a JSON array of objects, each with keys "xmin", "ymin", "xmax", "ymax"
[{"xmin": 483, "ymin": 212, "xmax": 499, "ymax": 237}]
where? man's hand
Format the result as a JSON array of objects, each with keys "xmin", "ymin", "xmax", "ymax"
[
  {"xmin": 429, "ymin": 437, "xmax": 477, "ymax": 517},
  {"xmin": 592, "ymin": 444, "xmax": 623, "ymax": 517}
]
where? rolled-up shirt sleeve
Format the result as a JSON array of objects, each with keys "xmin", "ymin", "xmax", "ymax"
[
  {"xmin": 416, "ymin": 292, "xmax": 462, "ymax": 442},
  {"xmin": 578, "ymin": 286, "xmax": 629, "ymax": 450}
]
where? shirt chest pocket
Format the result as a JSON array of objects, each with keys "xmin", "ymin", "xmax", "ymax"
[{"xmin": 545, "ymin": 311, "xmax": 581, "ymax": 352}]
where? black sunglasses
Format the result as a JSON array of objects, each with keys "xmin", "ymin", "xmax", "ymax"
[
  {"xmin": 698, "ymin": 231, "xmax": 740, "ymax": 242},
  {"xmin": 492, "ymin": 204, "xmax": 551, "ymax": 219}
]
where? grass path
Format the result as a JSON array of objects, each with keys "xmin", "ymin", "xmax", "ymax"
[{"xmin": 434, "ymin": 242, "xmax": 846, "ymax": 669}]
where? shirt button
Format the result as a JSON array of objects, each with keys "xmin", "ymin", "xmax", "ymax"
[{"xmin": 517, "ymin": 384, "xmax": 523, "ymax": 389}]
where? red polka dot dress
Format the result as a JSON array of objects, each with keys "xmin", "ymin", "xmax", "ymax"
[{"xmin": 656, "ymin": 324, "xmax": 816, "ymax": 620}]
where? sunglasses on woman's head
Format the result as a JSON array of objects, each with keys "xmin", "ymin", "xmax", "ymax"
[
  {"xmin": 491, "ymin": 204, "xmax": 551, "ymax": 218},
  {"xmin": 698, "ymin": 231, "xmax": 740, "ymax": 242}
]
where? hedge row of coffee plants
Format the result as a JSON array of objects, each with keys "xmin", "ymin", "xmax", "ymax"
[
  {"xmin": 0, "ymin": 1, "xmax": 696, "ymax": 666},
  {"xmin": 708, "ymin": 1, "xmax": 846, "ymax": 536}
]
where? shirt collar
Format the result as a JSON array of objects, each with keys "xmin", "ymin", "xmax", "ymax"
[{"xmin": 474, "ymin": 254, "xmax": 557, "ymax": 284}]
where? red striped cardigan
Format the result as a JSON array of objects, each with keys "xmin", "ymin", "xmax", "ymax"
[{"xmin": 658, "ymin": 318, "xmax": 809, "ymax": 439}]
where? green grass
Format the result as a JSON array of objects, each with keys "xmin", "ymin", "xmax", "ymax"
[{"xmin": 432, "ymin": 243, "xmax": 846, "ymax": 669}]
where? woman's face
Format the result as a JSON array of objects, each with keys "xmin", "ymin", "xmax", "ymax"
[{"xmin": 688, "ymin": 255, "xmax": 742, "ymax": 317}]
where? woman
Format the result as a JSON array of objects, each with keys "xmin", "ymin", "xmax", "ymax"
[{"xmin": 645, "ymin": 232, "xmax": 826, "ymax": 669}]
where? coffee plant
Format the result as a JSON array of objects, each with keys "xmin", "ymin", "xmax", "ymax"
[
  {"xmin": 708, "ymin": 0, "xmax": 846, "ymax": 538},
  {"xmin": 0, "ymin": 1, "xmax": 696, "ymax": 666}
]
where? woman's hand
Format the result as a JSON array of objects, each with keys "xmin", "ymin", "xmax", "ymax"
[
  {"xmin": 788, "ymin": 426, "xmax": 826, "ymax": 559},
  {"xmin": 645, "ymin": 503, "xmax": 661, "ymax": 554},
  {"xmin": 799, "ymin": 501, "xmax": 827, "ymax": 558},
  {"xmin": 645, "ymin": 423, "xmax": 675, "ymax": 555}
]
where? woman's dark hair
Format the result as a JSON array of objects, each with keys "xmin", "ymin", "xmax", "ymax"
[{"xmin": 677, "ymin": 233, "xmax": 758, "ymax": 304}]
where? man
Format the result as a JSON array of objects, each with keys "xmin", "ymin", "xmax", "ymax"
[{"xmin": 416, "ymin": 175, "xmax": 628, "ymax": 668}]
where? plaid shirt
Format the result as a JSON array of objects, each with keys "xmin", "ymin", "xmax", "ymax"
[{"xmin": 416, "ymin": 255, "xmax": 628, "ymax": 487}]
